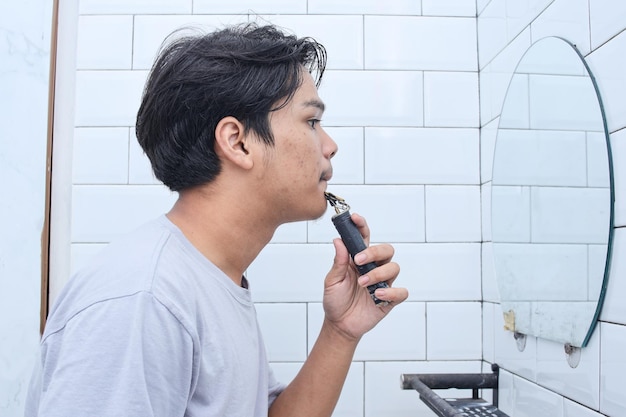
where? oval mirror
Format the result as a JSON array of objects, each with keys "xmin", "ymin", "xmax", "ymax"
[{"xmin": 491, "ymin": 37, "xmax": 614, "ymax": 348}]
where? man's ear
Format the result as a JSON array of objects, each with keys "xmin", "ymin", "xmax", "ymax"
[{"xmin": 214, "ymin": 116, "xmax": 253, "ymax": 170}]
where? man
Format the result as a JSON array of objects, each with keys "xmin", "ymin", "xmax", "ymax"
[{"xmin": 26, "ymin": 23, "xmax": 408, "ymax": 416}]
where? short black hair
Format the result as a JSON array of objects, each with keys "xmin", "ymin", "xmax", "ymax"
[{"xmin": 135, "ymin": 23, "xmax": 327, "ymax": 192}]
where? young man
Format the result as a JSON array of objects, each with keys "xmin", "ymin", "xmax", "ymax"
[{"xmin": 26, "ymin": 23, "xmax": 408, "ymax": 416}]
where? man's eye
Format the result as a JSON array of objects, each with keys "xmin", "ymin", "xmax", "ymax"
[{"xmin": 308, "ymin": 119, "xmax": 321, "ymax": 129}]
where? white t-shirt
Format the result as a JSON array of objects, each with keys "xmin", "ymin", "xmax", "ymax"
[{"xmin": 26, "ymin": 216, "xmax": 284, "ymax": 416}]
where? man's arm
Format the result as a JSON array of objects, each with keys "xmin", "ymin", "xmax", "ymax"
[
  {"xmin": 269, "ymin": 318, "xmax": 358, "ymax": 417},
  {"xmin": 269, "ymin": 214, "xmax": 408, "ymax": 417}
]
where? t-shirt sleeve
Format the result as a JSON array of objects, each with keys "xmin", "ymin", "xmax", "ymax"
[{"xmin": 35, "ymin": 292, "xmax": 195, "ymax": 417}]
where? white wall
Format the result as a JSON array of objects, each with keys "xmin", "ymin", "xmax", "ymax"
[
  {"xmin": 479, "ymin": 1, "xmax": 626, "ymax": 416},
  {"xmin": 0, "ymin": 0, "xmax": 53, "ymax": 415}
]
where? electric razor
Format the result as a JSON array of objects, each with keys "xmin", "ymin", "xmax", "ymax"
[{"xmin": 324, "ymin": 192, "xmax": 389, "ymax": 306}]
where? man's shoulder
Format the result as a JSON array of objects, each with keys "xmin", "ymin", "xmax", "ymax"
[
  {"xmin": 44, "ymin": 218, "xmax": 175, "ymax": 330},
  {"xmin": 79, "ymin": 216, "xmax": 173, "ymax": 287}
]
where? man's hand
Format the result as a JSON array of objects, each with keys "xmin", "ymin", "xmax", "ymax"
[{"xmin": 322, "ymin": 213, "xmax": 408, "ymax": 341}]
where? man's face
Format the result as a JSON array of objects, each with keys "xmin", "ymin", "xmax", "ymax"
[{"xmin": 259, "ymin": 71, "xmax": 338, "ymax": 223}]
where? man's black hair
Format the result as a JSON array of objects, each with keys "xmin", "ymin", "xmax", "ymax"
[{"xmin": 136, "ymin": 23, "xmax": 327, "ymax": 191}]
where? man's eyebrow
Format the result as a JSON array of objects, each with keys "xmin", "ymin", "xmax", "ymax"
[{"xmin": 302, "ymin": 99, "xmax": 326, "ymax": 112}]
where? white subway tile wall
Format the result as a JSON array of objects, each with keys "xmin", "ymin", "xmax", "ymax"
[
  {"xmin": 319, "ymin": 70, "xmax": 425, "ymax": 126},
  {"xmin": 76, "ymin": 16, "xmax": 133, "ymax": 69},
  {"xmin": 74, "ymin": 70, "xmax": 147, "ymax": 126},
  {"xmin": 364, "ymin": 16, "xmax": 477, "ymax": 71},
  {"xmin": 247, "ymin": 243, "xmax": 335, "ymax": 302},
  {"xmin": 422, "ymin": 0, "xmax": 476, "ymax": 17},
  {"xmin": 477, "ymin": 0, "xmax": 508, "ymax": 68},
  {"xmin": 392, "ymin": 243, "xmax": 482, "ymax": 301},
  {"xmin": 511, "ymin": 374, "xmax": 565, "ymax": 417},
  {"xmin": 536, "ymin": 336, "xmax": 601, "ymax": 409},
  {"xmin": 58, "ymin": 0, "xmax": 626, "ymax": 416},
  {"xmin": 482, "ymin": 302, "xmax": 497, "ymax": 363},
  {"xmin": 479, "ymin": 27, "xmax": 531, "ymax": 121},
  {"xmin": 72, "ymin": 128, "xmax": 129, "ymax": 184},
  {"xmin": 530, "ymin": 0, "xmax": 591, "ymax": 55},
  {"xmin": 589, "ymin": 0, "xmax": 626, "ymax": 50},
  {"xmin": 193, "ymin": 0, "xmax": 306, "ymax": 14},
  {"xmin": 480, "ymin": 117, "xmax": 499, "ymax": 183},
  {"xmin": 481, "ymin": 181, "xmax": 493, "ymax": 241},
  {"xmin": 79, "ymin": 0, "xmax": 192, "ymax": 15},
  {"xmin": 610, "ymin": 129, "xmax": 626, "ymax": 227},
  {"xmin": 481, "ymin": 242, "xmax": 500, "ymax": 302},
  {"xmin": 71, "ymin": 185, "xmax": 176, "ymax": 243},
  {"xmin": 364, "ymin": 128, "xmax": 479, "ymax": 185},
  {"xmin": 423, "ymin": 71, "xmax": 480, "ymax": 127},
  {"xmin": 587, "ymin": 30, "xmax": 626, "ymax": 133},
  {"xmin": 255, "ymin": 303, "xmax": 308, "ymax": 362},
  {"xmin": 425, "ymin": 185, "xmax": 482, "ymax": 242},
  {"xmin": 426, "ymin": 301, "xmax": 482, "ymax": 360},
  {"xmin": 599, "ymin": 322, "xmax": 626, "ymax": 416},
  {"xmin": 308, "ymin": 0, "xmax": 421, "ymax": 15},
  {"xmin": 307, "ymin": 302, "xmax": 427, "ymax": 361},
  {"xmin": 564, "ymin": 399, "xmax": 607, "ymax": 417},
  {"xmin": 504, "ymin": 0, "xmax": 553, "ymax": 44}
]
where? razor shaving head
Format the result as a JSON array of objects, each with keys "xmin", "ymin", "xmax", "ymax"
[{"xmin": 324, "ymin": 191, "xmax": 350, "ymax": 214}]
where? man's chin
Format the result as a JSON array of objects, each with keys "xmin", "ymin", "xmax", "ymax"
[
  {"xmin": 281, "ymin": 204, "xmax": 327, "ymax": 225},
  {"xmin": 303, "ymin": 200, "xmax": 330, "ymax": 223}
]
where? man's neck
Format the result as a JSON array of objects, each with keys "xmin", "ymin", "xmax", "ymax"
[{"xmin": 166, "ymin": 188, "xmax": 276, "ymax": 286}]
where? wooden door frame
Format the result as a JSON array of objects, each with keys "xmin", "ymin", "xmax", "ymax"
[{"xmin": 41, "ymin": 0, "xmax": 60, "ymax": 333}]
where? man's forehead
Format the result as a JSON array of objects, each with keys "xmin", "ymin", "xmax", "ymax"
[{"xmin": 295, "ymin": 72, "xmax": 325, "ymax": 111}]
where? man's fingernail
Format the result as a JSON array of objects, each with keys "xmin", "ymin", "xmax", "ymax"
[{"xmin": 358, "ymin": 275, "xmax": 370, "ymax": 286}]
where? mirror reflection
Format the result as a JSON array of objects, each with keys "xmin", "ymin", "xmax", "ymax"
[{"xmin": 491, "ymin": 37, "xmax": 614, "ymax": 348}]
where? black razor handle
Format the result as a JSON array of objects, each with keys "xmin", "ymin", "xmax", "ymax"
[{"xmin": 331, "ymin": 210, "xmax": 389, "ymax": 304}]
